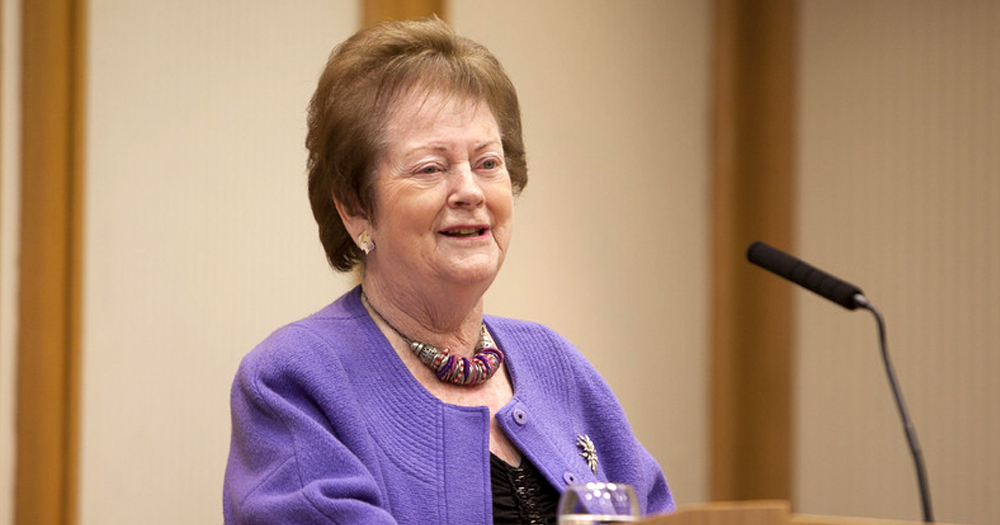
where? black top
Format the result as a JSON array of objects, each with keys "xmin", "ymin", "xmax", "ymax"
[{"xmin": 490, "ymin": 453, "xmax": 560, "ymax": 525}]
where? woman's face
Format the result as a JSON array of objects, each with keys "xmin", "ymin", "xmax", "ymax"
[{"xmin": 365, "ymin": 90, "xmax": 514, "ymax": 292}]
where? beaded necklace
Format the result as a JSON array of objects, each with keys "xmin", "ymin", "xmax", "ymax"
[{"xmin": 361, "ymin": 292, "xmax": 505, "ymax": 386}]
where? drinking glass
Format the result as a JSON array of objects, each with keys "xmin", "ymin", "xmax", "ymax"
[{"xmin": 557, "ymin": 482, "xmax": 641, "ymax": 524}]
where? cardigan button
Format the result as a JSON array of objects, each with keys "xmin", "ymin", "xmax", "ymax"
[
  {"xmin": 563, "ymin": 471, "xmax": 579, "ymax": 485},
  {"xmin": 512, "ymin": 409, "xmax": 528, "ymax": 426}
]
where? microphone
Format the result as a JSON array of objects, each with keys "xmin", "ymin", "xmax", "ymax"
[
  {"xmin": 746, "ymin": 241, "xmax": 934, "ymax": 523},
  {"xmin": 746, "ymin": 241, "xmax": 864, "ymax": 310}
]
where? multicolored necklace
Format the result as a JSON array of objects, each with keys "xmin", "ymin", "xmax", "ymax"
[{"xmin": 361, "ymin": 292, "xmax": 505, "ymax": 387}]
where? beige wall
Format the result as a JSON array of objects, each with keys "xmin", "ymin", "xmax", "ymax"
[
  {"xmin": 796, "ymin": 2, "xmax": 999, "ymax": 524},
  {"xmin": 78, "ymin": 1, "xmax": 358, "ymax": 523}
]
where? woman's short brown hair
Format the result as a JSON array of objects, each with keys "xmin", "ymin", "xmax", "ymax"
[{"xmin": 306, "ymin": 16, "xmax": 528, "ymax": 272}]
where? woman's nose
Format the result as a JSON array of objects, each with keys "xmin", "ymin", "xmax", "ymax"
[{"xmin": 448, "ymin": 164, "xmax": 485, "ymax": 208}]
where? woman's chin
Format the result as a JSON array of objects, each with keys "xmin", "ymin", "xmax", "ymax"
[{"xmin": 440, "ymin": 258, "xmax": 503, "ymax": 288}]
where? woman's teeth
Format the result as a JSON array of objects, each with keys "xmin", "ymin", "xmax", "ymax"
[{"xmin": 444, "ymin": 228, "xmax": 483, "ymax": 237}]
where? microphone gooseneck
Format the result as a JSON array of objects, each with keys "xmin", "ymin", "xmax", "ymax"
[
  {"xmin": 746, "ymin": 241, "xmax": 934, "ymax": 523},
  {"xmin": 854, "ymin": 295, "xmax": 934, "ymax": 523}
]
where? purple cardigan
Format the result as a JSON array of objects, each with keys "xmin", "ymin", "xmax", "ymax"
[{"xmin": 224, "ymin": 287, "xmax": 674, "ymax": 524}]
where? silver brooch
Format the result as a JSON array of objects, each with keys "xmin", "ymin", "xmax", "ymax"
[{"xmin": 576, "ymin": 434, "xmax": 598, "ymax": 473}]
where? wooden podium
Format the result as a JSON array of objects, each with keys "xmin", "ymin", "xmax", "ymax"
[{"xmin": 638, "ymin": 500, "xmax": 949, "ymax": 525}]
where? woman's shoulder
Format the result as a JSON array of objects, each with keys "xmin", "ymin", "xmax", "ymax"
[
  {"xmin": 484, "ymin": 315, "xmax": 606, "ymax": 390},
  {"xmin": 483, "ymin": 315, "xmax": 585, "ymax": 365},
  {"xmin": 237, "ymin": 287, "xmax": 371, "ymax": 378},
  {"xmin": 482, "ymin": 314, "xmax": 567, "ymax": 345}
]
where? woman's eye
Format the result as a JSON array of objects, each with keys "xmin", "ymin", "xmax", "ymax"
[
  {"xmin": 418, "ymin": 165, "xmax": 442, "ymax": 175},
  {"xmin": 480, "ymin": 158, "xmax": 499, "ymax": 170}
]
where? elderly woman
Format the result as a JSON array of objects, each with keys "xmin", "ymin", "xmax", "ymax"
[{"xmin": 224, "ymin": 16, "xmax": 674, "ymax": 525}]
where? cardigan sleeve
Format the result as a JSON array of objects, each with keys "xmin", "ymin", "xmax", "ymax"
[
  {"xmin": 638, "ymin": 442, "xmax": 675, "ymax": 516},
  {"xmin": 223, "ymin": 342, "xmax": 399, "ymax": 525}
]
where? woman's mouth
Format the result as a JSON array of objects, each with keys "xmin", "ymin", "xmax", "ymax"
[{"xmin": 440, "ymin": 226, "xmax": 488, "ymax": 238}]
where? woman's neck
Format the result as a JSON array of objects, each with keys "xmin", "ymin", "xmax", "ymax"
[{"xmin": 360, "ymin": 274, "xmax": 487, "ymax": 357}]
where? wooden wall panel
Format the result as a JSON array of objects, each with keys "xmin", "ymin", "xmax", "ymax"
[
  {"xmin": 16, "ymin": 0, "xmax": 85, "ymax": 524},
  {"xmin": 710, "ymin": 0, "xmax": 796, "ymax": 502},
  {"xmin": 362, "ymin": 0, "xmax": 445, "ymax": 27}
]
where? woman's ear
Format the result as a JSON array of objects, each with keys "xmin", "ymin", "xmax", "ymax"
[{"xmin": 334, "ymin": 197, "xmax": 371, "ymax": 249}]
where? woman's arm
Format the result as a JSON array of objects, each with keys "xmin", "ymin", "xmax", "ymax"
[{"xmin": 223, "ymin": 346, "xmax": 398, "ymax": 525}]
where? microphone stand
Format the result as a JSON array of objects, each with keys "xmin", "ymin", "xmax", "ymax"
[
  {"xmin": 746, "ymin": 242, "xmax": 935, "ymax": 522},
  {"xmin": 854, "ymin": 294, "xmax": 934, "ymax": 523}
]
